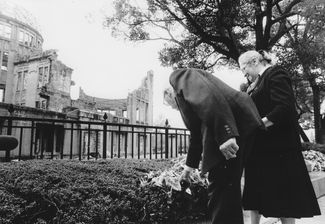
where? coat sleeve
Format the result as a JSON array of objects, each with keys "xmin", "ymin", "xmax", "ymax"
[
  {"xmin": 171, "ymin": 69, "xmax": 239, "ymax": 146},
  {"xmin": 266, "ymin": 71, "xmax": 297, "ymax": 124},
  {"xmin": 174, "ymin": 94, "xmax": 202, "ymax": 169}
]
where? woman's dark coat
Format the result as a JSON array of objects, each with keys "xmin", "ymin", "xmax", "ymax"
[{"xmin": 243, "ymin": 65, "xmax": 321, "ymax": 218}]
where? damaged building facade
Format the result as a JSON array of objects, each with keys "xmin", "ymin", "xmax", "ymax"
[
  {"xmin": 68, "ymin": 72, "xmax": 154, "ymax": 159},
  {"xmin": 13, "ymin": 50, "xmax": 73, "ymax": 111},
  {"xmin": 0, "ymin": 0, "xmax": 44, "ymax": 104},
  {"xmin": 0, "ymin": 1, "xmax": 153, "ymax": 123},
  {"xmin": 72, "ymin": 71, "xmax": 153, "ymax": 125},
  {"xmin": 0, "ymin": 1, "xmax": 157, "ymax": 159}
]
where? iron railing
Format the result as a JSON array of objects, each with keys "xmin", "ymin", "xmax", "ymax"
[{"xmin": 0, "ymin": 116, "xmax": 190, "ymax": 161}]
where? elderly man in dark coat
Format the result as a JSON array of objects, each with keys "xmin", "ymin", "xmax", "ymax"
[{"xmin": 169, "ymin": 68, "xmax": 264, "ymax": 224}]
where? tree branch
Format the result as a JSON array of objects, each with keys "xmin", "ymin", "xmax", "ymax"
[
  {"xmin": 263, "ymin": 0, "xmax": 274, "ymax": 43},
  {"xmin": 206, "ymin": 55, "xmax": 227, "ymax": 69},
  {"xmin": 283, "ymin": 0, "xmax": 303, "ymax": 14},
  {"xmin": 272, "ymin": 0, "xmax": 284, "ymax": 7},
  {"xmin": 174, "ymin": 0, "xmax": 233, "ymax": 57},
  {"xmin": 269, "ymin": 23, "xmax": 297, "ymax": 46},
  {"xmin": 271, "ymin": 11, "xmax": 297, "ymax": 25},
  {"xmin": 153, "ymin": 0, "xmax": 188, "ymax": 29}
]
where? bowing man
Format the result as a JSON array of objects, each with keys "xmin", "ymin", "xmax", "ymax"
[{"xmin": 169, "ymin": 68, "xmax": 264, "ymax": 224}]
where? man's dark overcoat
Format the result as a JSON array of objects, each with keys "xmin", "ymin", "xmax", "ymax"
[
  {"xmin": 169, "ymin": 68, "xmax": 263, "ymax": 173},
  {"xmin": 169, "ymin": 68, "xmax": 264, "ymax": 224}
]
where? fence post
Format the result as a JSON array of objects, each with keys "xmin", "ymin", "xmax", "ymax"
[
  {"xmin": 184, "ymin": 130, "xmax": 187, "ymax": 153},
  {"xmin": 102, "ymin": 113, "xmax": 107, "ymax": 159},
  {"xmin": 165, "ymin": 127, "xmax": 169, "ymax": 159},
  {"xmin": 4, "ymin": 119, "xmax": 12, "ymax": 162},
  {"xmin": 5, "ymin": 105, "xmax": 14, "ymax": 162},
  {"xmin": 30, "ymin": 121, "xmax": 34, "ymax": 159}
]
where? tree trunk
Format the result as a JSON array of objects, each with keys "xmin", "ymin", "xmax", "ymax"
[{"xmin": 310, "ymin": 80, "xmax": 322, "ymax": 143}]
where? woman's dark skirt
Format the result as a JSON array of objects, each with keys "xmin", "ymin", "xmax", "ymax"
[{"xmin": 242, "ymin": 150, "xmax": 321, "ymax": 218}]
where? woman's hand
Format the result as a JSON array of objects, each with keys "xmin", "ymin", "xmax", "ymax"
[{"xmin": 262, "ymin": 117, "xmax": 274, "ymax": 128}]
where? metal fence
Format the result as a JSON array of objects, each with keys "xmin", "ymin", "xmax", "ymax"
[{"xmin": 0, "ymin": 116, "xmax": 190, "ymax": 162}]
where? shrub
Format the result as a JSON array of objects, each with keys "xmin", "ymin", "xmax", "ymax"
[{"xmin": 0, "ymin": 158, "xmax": 208, "ymax": 224}]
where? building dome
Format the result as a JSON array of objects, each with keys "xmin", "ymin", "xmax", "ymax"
[{"xmin": 0, "ymin": 0, "xmax": 41, "ymax": 32}]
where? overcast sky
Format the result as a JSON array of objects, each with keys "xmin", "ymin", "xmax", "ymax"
[{"xmin": 6, "ymin": 0, "xmax": 246, "ymax": 127}]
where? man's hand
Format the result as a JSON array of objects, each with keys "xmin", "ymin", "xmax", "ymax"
[
  {"xmin": 180, "ymin": 166, "xmax": 192, "ymax": 190},
  {"xmin": 219, "ymin": 137, "xmax": 239, "ymax": 160}
]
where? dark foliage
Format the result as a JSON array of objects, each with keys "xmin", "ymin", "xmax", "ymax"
[
  {"xmin": 106, "ymin": 0, "xmax": 304, "ymax": 70},
  {"xmin": 0, "ymin": 159, "xmax": 208, "ymax": 224}
]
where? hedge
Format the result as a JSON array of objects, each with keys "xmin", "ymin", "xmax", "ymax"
[
  {"xmin": 0, "ymin": 158, "xmax": 208, "ymax": 224},
  {"xmin": 2, "ymin": 142, "xmax": 325, "ymax": 224}
]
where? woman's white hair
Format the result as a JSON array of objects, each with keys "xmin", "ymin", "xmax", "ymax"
[{"xmin": 238, "ymin": 50, "xmax": 276, "ymax": 65}]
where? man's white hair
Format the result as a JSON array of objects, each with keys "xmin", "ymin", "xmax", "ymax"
[{"xmin": 238, "ymin": 50, "xmax": 276, "ymax": 65}]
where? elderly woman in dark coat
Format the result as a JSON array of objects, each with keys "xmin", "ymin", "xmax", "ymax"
[{"xmin": 238, "ymin": 50, "xmax": 321, "ymax": 224}]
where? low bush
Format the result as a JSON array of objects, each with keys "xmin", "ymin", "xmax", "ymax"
[{"xmin": 0, "ymin": 158, "xmax": 208, "ymax": 224}]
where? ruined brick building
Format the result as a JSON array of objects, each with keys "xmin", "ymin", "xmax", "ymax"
[
  {"xmin": 71, "ymin": 71, "xmax": 153, "ymax": 125},
  {"xmin": 0, "ymin": 0, "xmax": 153, "ymax": 125}
]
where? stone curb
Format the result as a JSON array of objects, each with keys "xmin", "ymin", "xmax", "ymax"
[{"xmin": 262, "ymin": 218, "xmax": 279, "ymax": 224}]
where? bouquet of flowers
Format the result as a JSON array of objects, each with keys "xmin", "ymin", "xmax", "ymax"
[
  {"xmin": 302, "ymin": 150, "xmax": 325, "ymax": 172},
  {"xmin": 140, "ymin": 156, "xmax": 209, "ymax": 223}
]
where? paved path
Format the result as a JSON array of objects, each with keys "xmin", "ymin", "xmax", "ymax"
[
  {"xmin": 243, "ymin": 196, "xmax": 325, "ymax": 224},
  {"xmin": 199, "ymin": 196, "xmax": 325, "ymax": 224}
]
